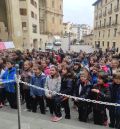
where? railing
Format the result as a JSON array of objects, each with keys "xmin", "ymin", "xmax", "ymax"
[
  {"xmin": 114, "ymin": 5, "xmax": 119, "ymax": 12},
  {"xmin": 103, "ymin": 11, "xmax": 106, "ymax": 17},
  {"xmin": 99, "ymin": 13, "xmax": 102, "ymax": 18},
  {"xmin": 108, "ymin": 8, "xmax": 112, "ymax": 14}
]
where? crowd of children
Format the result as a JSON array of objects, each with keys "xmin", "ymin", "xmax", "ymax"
[{"xmin": 0, "ymin": 49, "xmax": 120, "ymax": 128}]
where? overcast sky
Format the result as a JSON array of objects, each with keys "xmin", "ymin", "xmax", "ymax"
[{"xmin": 63, "ymin": 0, "xmax": 96, "ymax": 27}]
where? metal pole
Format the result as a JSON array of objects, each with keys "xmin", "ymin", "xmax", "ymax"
[
  {"xmin": 68, "ymin": 32, "xmax": 71, "ymax": 51},
  {"xmin": 16, "ymin": 75, "xmax": 22, "ymax": 129}
]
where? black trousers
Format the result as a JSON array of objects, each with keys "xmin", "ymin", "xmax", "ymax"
[
  {"xmin": 24, "ymin": 89, "xmax": 31, "ymax": 110},
  {"xmin": 31, "ymin": 96, "xmax": 45, "ymax": 114},
  {"xmin": 6, "ymin": 92, "xmax": 17, "ymax": 109},
  {"xmin": 61, "ymin": 99, "xmax": 70, "ymax": 118},
  {"xmin": 46, "ymin": 97, "xmax": 62, "ymax": 117},
  {"xmin": 93, "ymin": 108, "xmax": 107, "ymax": 125},
  {"xmin": 78, "ymin": 102, "xmax": 89, "ymax": 122},
  {"xmin": 0, "ymin": 88, "xmax": 5, "ymax": 104}
]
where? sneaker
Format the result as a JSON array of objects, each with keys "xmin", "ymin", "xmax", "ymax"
[
  {"xmin": 104, "ymin": 120, "xmax": 108, "ymax": 127},
  {"xmin": 0, "ymin": 103, "xmax": 3, "ymax": 108},
  {"xmin": 52, "ymin": 116, "xmax": 62, "ymax": 122}
]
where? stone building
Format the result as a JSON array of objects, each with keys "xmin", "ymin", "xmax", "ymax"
[
  {"xmin": 0, "ymin": 0, "xmax": 63, "ymax": 50},
  {"xmin": 93, "ymin": 0, "xmax": 120, "ymax": 52}
]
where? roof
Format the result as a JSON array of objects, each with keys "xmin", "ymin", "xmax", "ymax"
[{"xmin": 92, "ymin": 0, "xmax": 101, "ymax": 6}]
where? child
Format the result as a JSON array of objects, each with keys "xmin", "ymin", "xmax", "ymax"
[
  {"xmin": 60, "ymin": 66, "xmax": 73, "ymax": 119},
  {"xmin": 2, "ymin": 60, "xmax": 17, "ymax": 109},
  {"xmin": 91, "ymin": 71, "xmax": 111, "ymax": 126},
  {"xmin": 0, "ymin": 64, "xmax": 5, "ymax": 108},
  {"xmin": 21, "ymin": 60, "xmax": 32, "ymax": 111},
  {"xmin": 74, "ymin": 71, "xmax": 92, "ymax": 122},
  {"xmin": 109, "ymin": 73, "xmax": 120, "ymax": 129},
  {"xmin": 30, "ymin": 64, "xmax": 46, "ymax": 114},
  {"xmin": 45, "ymin": 65, "xmax": 62, "ymax": 122}
]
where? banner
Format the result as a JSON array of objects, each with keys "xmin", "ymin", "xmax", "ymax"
[{"xmin": 0, "ymin": 41, "xmax": 15, "ymax": 50}]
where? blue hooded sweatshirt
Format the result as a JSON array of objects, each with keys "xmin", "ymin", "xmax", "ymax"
[{"xmin": 2, "ymin": 67, "xmax": 16, "ymax": 93}]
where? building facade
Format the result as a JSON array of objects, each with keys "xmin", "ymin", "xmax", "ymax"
[
  {"xmin": 0, "ymin": 0, "xmax": 63, "ymax": 50},
  {"xmin": 93, "ymin": 0, "xmax": 120, "ymax": 52},
  {"xmin": 71, "ymin": 24, "xmax": 92, "ymax": 41}
]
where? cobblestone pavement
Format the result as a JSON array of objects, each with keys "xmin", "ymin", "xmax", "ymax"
[{"xmin": 0, "ymin": 105, "xmax": 110, "ymax": 129}]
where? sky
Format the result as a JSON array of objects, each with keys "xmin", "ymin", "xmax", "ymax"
[{"xmin": 63, "ymin": 0, "xmax": 96, "ymax": 27}]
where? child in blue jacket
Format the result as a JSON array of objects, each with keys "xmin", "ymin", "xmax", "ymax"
[
  {"xmin": 30, "ymin": 64, "xmax": 46, "ymax": 114},
  {"xmin": 2, "ymin": 60, "xmax": 17, "ymax": 109}
]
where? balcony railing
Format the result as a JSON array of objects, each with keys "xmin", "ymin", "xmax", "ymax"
[
  {"xmin": 95, "ymin": 15, "xmax": 98, "ymax": 20},
  {"xmin": 103, "ymin": 11, "xmax": 106, "ymax": 17},
  {"xmin": 112, "ymin": 22, "xmax": 118, "ymax": 26},
  {"xmin": 114, "ymin": 5, "xmax": 119, "ymax": 12},
  {"xmin": 108, "ymin": 8, "xmax": 112, "ymax": 14},
  {"xmin": 99, "ymin": 13, "xmax": 102, "ymax": 18}
]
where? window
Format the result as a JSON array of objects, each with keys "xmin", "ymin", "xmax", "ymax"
[
  {"xmin": 34, "ymin": 1, "xmax": 37, "ymax": 8},
  {"xmin": 20, "ymin": 8, "xmax": 27, "ymax": 15},
  {"xmin": 32, "ymin": 24, "xmax": 37, "ymax": 33},
  {"xmin": 104, "ymin": 19, "xmax": 106, "ymax": 26},
  {"xmin": 60, "ymin": 5, "xmax": 62, "ymax": 10},
  {"xmin": 103, "ymin": 30, "xmax": 105, "ymax": 37},
  {"xmin": 52, "ymin": 0, "xmax": 55, "ymax": 8},
  {"xmin": 99, "ymin": 31, "xmax": 100, "ymax": 37},
  {"xmin": 110, "ymin": 4, "xmax": 112, "ymax": 11},
  {"xmin": 22, "ymin": 22, "xmax": 27, "ymax": 28},
  {"xmin": 115, "ymin": 14, "xmax": 118, "ymax": 24},
  {"xmin": 108, "ymin": 29, "xmax": 110, "ymax": 37},
  {"xmin": 109, "ymin": 17, "xmax": 111, "ymax": 25},
  {"xmin": 114, "ymin": 28, "xmax": 117, "ymax": 37},
  {"xmin": 31, "ymin": 11, "xmax": 34, "ymax": 18},
  {"xmin": 102, "ymin": 41, "xmax": 104, "ymax": 46},
  {"xmin": 31, "ymin": 0, "xmax": 34, "ymax": 5},
  {"xmin": 107, "ymin": 42, "xmax": 109, "ymax": 47},
  {"xmin": 113, "ymin": 42, "xmax": 116, "ymax": 47},
  {"xmin": 105, "ymin": 0, "xmax": 107, "ymax": 4},
  {"xmin": 100, "ymin": 20, "xmax": 101, "ymax": 27},
  {"xmin": 19, "ymin": 0, "xmax": 26, "ymax": 1}
]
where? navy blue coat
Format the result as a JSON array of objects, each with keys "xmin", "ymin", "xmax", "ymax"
[
  {"xmin": 30, "ymin": 73, "xmax": 46, "ymax": 97},
  {"xmin": 110, "ymin": 83, "xmax": 120, "ymax": 114}
]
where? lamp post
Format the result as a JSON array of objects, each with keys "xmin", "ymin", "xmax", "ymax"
[{"xmin": 68, "ymin": 32, "xmax": 71, "ymax": 51}]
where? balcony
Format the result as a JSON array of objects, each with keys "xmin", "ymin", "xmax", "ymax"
[
  {"xmin": 114, "ymin": 5, "xmax": 119, "ymax": 12},
  {"xmin": 106, "ymin": 23, "xmax": 111, "ymax": 28},
  {"xmin": 108, "ymin": 8, "xmax": 112, "ymax": 15},
  {"xmin": 103, "ymin": 11, "xmax": 106, "ymax": 17},
  {"xmin": 95, "ymin": 15, "xmax": 98, "ymax": 20},
  {"xmin": 99, "ymin": 13, "xmax": 102, "ymax": 18},
  {"xmin": 112, "ymin": 22, "xmax": 118, "ymax": 26}
]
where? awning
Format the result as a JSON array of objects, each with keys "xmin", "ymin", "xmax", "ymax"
[{"xmin": 0, "ymin": 41, "xmax": 15, "ymax": 50}]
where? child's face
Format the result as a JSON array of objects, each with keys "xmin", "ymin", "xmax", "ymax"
[
  {"xmin": 33, "ymin": 67, "xmax": 41, "ymax": 76},
  {"xmin": 62, "ymin": 68, "xmax": 67, "ymax": 75},
  {"xmin": 6, "ymin": 62, "xmax": 13, "ymax": 69},
  {"xmin": 98, "ymin": 78, "xmax": 104, "ymax": 85},
  {"xmin": 113, "ymin": 78, "xmax": 120, "ymax": 84},
  {"xmin": 111, "ymin": 60, "xmax": 119, "ymax": 68},
  {"xmin": 80, "ymin": 76, "xmax": 87, "ymax": 83},
  {"xmin": 74, "ymin": 65, "xmax": 79, "ymax": 70},
  {"xmin": 24, "ymin": 62, "xmax": 30, "ymax": 70},
  {"xmin": 50, "ymin": 67, "xmax": 57, "ymax": 76}
]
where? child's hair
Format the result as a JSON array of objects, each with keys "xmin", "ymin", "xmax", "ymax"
[
  {"xmin": 113, "ymin": 72, "xmax": 120, "ymax": 80},
  {"xmin": 6, "ymin": 60, "xmax": 15, "ymax": 65},
  {"xmin": 33, "ymin": 64, "xmax": 43, "ymax": 71},
  {"xmin": 24, "ymin": 60, "xmax": 33, "ymax": 68},
  {"xmin": 50, "ymin": 65, "xmax": 60, "ymax": 78}
]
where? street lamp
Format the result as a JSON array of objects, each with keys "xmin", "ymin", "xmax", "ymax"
[{"xmin": 68, "ymin": 32, "xmax": 71, "ymax": 51}]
